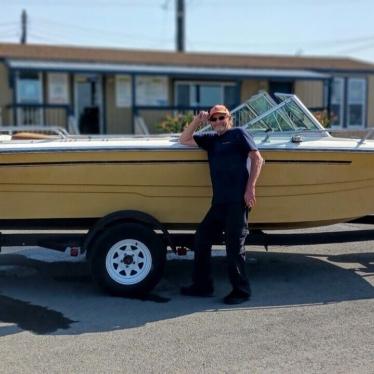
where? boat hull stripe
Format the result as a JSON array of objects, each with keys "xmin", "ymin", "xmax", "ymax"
[{"xmin": 0, "ymin": 159, "xmax": 352, "ymax": 167}]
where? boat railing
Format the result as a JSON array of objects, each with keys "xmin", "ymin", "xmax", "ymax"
[
  {"xmin": 326, "ymin": 127, "xmax": 374, "ymax": 146},
  {"xmin": 250, "ymin": 126, "xmax": 374, "ymax": 146},
  {"xmin": 357, "ymin": 128, "xmax": 374, "ymax": 145}
]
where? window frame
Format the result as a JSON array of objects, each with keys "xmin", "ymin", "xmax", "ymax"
[
  {"xmin": 16, "ymin": 71, "xmax": 43, "ymax": 104},
  {"xmin": 346, "ymin": 77, "xmax": 366, "ymax": 129},
  {"xmin": 174, "ymin": 80, "xmax": 237, "ymax": 107},
  {"xmin": 330, "ymin": 77, "xmax": 345, "ymax": 128},
  {"xmin": 15, "ymin": 71, "xmax": 44, "ymax": 126}
]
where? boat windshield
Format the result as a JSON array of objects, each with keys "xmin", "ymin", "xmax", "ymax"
[
  {"xmin": 196, "ymin": 92, "xmax": 326, "ymax": 137},
  {"xmin": 231, "ymin": 91, "xmax": 277, "ymax": 127},
  {"xmin": 199, "ymin": 91, "xmax": 277, "ymax": 132},
  {"xmin": 242, "ymin": 94, "xmax": 324, "ymax": 134}
]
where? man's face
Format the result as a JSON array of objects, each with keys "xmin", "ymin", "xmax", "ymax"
[{"xmin": 210, "ymin": 114, "xmax": 231, "ymax": 134}]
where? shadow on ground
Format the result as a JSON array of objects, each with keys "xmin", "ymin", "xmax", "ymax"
[{"xmin": 0, "ymin": 249, "xmax": 373, "ymax": 336}]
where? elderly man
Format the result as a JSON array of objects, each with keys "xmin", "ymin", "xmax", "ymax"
[{"xmin": 179, "ymin": 104, "xmax": 264, "ymax": 305}]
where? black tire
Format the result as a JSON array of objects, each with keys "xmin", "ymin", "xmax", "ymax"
[{"xmin": 89, "ymin": 222, "xmax": 166, "ymax": 296}]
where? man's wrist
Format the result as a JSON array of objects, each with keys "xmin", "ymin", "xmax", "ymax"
[
  {"xmin": 192, "ymin": 118, "xmax": 202, "ymax": 127},
  {"xmin": 246, "ymin": 184, "xmax": 255, "ymax": 191}
]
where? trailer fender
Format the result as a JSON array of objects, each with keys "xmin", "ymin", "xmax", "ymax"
[{"xmin": 84, "ymin": 210, "xmax": 174, "ymax": 258}]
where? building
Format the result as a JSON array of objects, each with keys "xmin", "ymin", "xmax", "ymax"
[{"xmin": 1, "ymin": 42, "xmax": 374, "ymax": 134}]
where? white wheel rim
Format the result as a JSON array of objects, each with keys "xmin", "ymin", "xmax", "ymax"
[{"xmin": 105, "ymin": 239, "xmax": 152, "ymax": 285}]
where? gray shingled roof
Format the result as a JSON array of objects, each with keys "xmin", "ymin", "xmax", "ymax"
[{"xmin": 1, "ymin": 42, "xmax": 374, "ymax": 72}]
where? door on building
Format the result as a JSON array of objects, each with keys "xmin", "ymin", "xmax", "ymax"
[
  {"xmin": 74, "ymin": 74, "xmax": 103, "ymax": 134},
  {"xmin": 268, "ymin": 81, "xmax": 294, "ymax": 99}
]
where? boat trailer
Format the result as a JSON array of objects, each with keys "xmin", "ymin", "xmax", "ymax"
[{"xmin": 1, "ymin": 215, "xmax": 374, "ymax": 256}]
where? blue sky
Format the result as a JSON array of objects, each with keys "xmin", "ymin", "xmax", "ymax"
[{"xmin": 1, "ymin": 0, "xmax": 374, "ymax": 63}]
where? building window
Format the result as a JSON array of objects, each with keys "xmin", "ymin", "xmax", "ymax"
[
  {"xmin": 176, "ymin": 83, "xmax": 190, "ymax": 106},
  {"xmin": 135, "ymin": 76, "xmax": 168, "ymax": 106},
  {"xmin": 224, "ymin": 85, "xmax": 237, "ymax": 108},
  {"xmin": 16, "ymin": 71, "xmax": 43, "ymax": 125},
  {"xmin": 199, "ymin": 84, "xmax": 222, "ymax": 106},
  {"xmin": 175, "ymin": 81, "xmax": 237, "ymax": 108},
  {"xmin": 330, "ymin": 77, "xmax": 344, "ymax": 127},
  {"xmin": 347, "ymin": 78, "xmax": 366, "ymax": 127},
  {"xmin": 17, "ymin": 72, "xmax": 42, "ymax": 103}
]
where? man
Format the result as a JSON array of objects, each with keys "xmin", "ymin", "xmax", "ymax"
[{"xmin": 179, "ymin": 104, "xmax": 264, "ymax": 305}]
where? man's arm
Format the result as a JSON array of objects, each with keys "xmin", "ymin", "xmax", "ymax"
[
  {"xmin": 244, "ymin": 150, "xmax": 264, "ymax": 208},
  {"xmin": 179, "ymin": 111, "xmax": 209, "ymax": 146}
]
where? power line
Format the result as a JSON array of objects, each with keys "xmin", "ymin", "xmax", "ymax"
[
  {"xmin": 188, "ymin": 35, "xmax": 374, "ymax": 49},
  {"xmin": 28, "ymin": 31, "xmax": 72, "ymax": 44},
  {"xmin": 337, "ymin": 41, "xmax": 374, "ymax": 54},
  {"xmin": 0, "ymin": 21, "xmax": 18, "ymax": 27},
  {"xmin": 28, "ymin": 21, "xmax": 175, "ymax": 49},
  {"xmin": 33, "ymin": 17, "xmax": 173, "ymax": 43},
  {"xmin": 0, "ymin": 26, "xmax": 19, "ymax": 34},
  {"xmin": 1, "ymin": 3, "xmax": 372, "ymax": 60},
  {"xmin": 195, "ymin": 0, "xmax": 371, "ymax": 5},
  {"xmin": 4, "ymin": 0, "xmax": 172, "ymax": 8},
  {"xmin": 0, "ymin": 32, "xmax": 19, "ymax": 39},
  {"xmin": 30, "ymin": 23, "xmax": 101, "ymax": 41},
  {"xmin": 17, "ymin": 15, "xmax": 374, "ymax": 55}
]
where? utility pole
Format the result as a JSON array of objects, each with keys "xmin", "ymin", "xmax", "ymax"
[
  {"xmin": 176, "ymin": 0, "xmax": 185, "ymax": 52},
  {"xmin": 20, "ymin": 9, "xmax": 27, "ymax": 44}
]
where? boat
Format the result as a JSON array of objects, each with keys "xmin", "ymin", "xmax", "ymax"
[
  {"xmin": 1, "ymin": 92, "xmax": 374, "ymax": 295},
  {"xmin": 2, "ymin": 92, "xmax": 372, "ymax": 230}
]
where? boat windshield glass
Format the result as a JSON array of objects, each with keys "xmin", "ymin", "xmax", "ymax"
[
  {"xmin": 196, "ymin": 92, "xmax": 324, "ymax": 135},
  {"xmin": 242, "ymin": 95, "xmax": 323, "ymax": 133},
  {"xmin": 231, "ymin": 91, "xmax": 277, "ymax": 127},
  {"xmin": 274, "ymin": 93, "xmax": 293, "ymax": 102}
]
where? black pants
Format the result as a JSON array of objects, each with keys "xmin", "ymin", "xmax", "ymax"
[{"xmin": 193, "ymin": 203, "xmax": 250, "ymax": 295}]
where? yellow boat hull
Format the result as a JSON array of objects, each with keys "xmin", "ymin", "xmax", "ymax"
[{"xmin": 1, "ymin": 147, "xmax": 373, "ymax": 230}]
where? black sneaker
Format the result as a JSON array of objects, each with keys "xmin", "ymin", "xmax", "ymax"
[
  {"xmin": 223, "ymin": 290, "xmax": 250, "ymax": 305},
  {"xmin": 180, "ymin": 284, "xmax": 214, "ymax": 297}
]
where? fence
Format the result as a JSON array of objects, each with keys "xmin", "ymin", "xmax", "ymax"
[{"xmin": 5, "ymin": 103, "xmax": 73, "ymax": 131}]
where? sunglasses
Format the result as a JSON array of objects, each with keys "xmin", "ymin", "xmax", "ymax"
[{"xmin": 210, "ymin": 115, "xmax": 227, "ymax": 122}]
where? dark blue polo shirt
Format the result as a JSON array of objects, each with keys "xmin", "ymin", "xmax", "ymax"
[{"xmin": 193, "ymin": 127, "xmax": 258, "ymax": 205}]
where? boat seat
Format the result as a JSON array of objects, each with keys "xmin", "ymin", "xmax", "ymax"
[{"xmin": 11, "ymin": 132, "xmax": 58, "ymax": 140}]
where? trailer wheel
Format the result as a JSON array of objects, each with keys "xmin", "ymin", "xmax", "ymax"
[{"xmin": 89, "ymin": 222, "xmax": 166, "ymax": 296}]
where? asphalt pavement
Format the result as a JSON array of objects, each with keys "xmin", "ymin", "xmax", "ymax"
[{"xmin": 0, "ymin": 223, "xmax": 373, "ymax": 374}]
